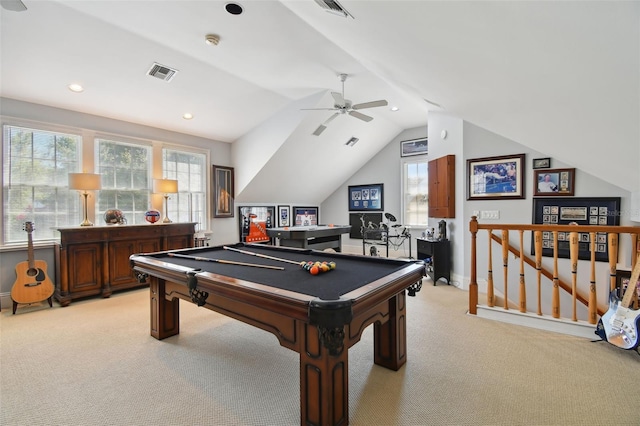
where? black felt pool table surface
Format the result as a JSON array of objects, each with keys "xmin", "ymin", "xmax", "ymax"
[{"xmin": 146, "ymin": 243, "xmax": 414, "ymax": 300}]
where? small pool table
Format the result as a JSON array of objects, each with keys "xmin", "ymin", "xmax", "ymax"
[
  {"xmin": 266, "ymin": 224, "xmax": 351, "ymax": 252},
  {"xmin": 130, "ymin": 243, "xmax": 424, "ymax": 426}
]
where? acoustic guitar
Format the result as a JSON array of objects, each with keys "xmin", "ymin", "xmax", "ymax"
[
  {"xmin": 596, "ymin": 253, "xmax": 640, "ymax": 351},
  {"xmin": 10, "ymin": 222, "xmax": 55, "ymax": 311}
]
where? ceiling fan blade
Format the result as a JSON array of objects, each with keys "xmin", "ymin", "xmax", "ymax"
[
  {"xmin": 331, "ymin": 92, "xmax": 346, "ymax": 107},
  {"xmin": 312, "ymin": 125, "xmax": 327, "ymax": 136},
  {"xmin": 1, "ymin": 0, "xmax": 27, "ymax": 11},
  {"xmin": 312, "ymin": 113, "xmax": 340, "ymax": 136},
  {"xmin": 301, "ymin": 107, "xmax": 339, "ymax": 111},
  {"xmin": 352, "ymin": 100, "xmax": 388, "ymax": 110},
  {"xmin": 348, "ymin": 110, "xmax": 373, "ymax": 122}
]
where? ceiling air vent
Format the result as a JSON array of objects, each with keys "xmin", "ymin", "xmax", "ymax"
[
  {"xmin": 345, "ymin": 137, "xmax": 359, "ymax": 147},
  {"xmin": 147, "ymin": 63, "xmax": 178, "ymax": 82},
  {"xmin": 313, "ymin": 0, "xmax": 353, "ymax": 19}
]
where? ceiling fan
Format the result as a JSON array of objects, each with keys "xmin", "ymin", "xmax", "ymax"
[
  {"xmin": 1, "ymin": 0, "xmax": 27, "ymax": 12},
  {"xmin": 306, "ymin": 74, "xmax": 388, "ymax": 136}
]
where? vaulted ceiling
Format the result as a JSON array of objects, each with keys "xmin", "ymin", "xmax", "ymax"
[{"xmin": 1, "ymin": 1, "xmax": 638, "ymax": 202}]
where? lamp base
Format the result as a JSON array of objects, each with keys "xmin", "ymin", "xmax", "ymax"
[
  {"xmin": 80, "ymin": 220, "xmax": 94, "ymax": 227},
  {"xmin": 162, "ymin": 195, "xmax": 172, "ymax": 223}
]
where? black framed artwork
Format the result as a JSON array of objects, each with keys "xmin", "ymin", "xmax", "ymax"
[
  {"xmin": 238, "ymin": 205, "xmax": 275, "ymax": 243},
  {"xmin": 348, "ymin": 183, "xmax": 384, "ymax": 211},
  {"xmin": 349, "ymin": 212, "xmax": 383, "ymax": 239},
  {"xmin": 531, "ymin": 197, "xmax": 621, "ymax": 262}
]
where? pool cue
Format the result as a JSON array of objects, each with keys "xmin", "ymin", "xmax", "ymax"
[
  {"xmin": 167, "ymin": 253, "xmax": 284, "ymax": 270},
  {"xmin": 223, "ymin": 246, "xmax": 301, "ymax": 265}
]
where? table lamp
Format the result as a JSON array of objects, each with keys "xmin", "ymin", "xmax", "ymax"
[
  {"xmin": 68, "ymin": 172, "xmax": 102, "ymax": 226},
  {"xmin": 153, "ymin": 178, "xmax": 178, "ymax": 223}
]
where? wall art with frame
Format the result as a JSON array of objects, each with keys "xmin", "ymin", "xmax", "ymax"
[
  {"xmin": 292, "ymin": 206, "xmax": 318, "ymax": 226},
  {"xmin": 238, "ymin": 205, "xmax": 275, "ymax": 243},
  {"xmin": 531, "ymin": 197, "xmax": 621, "ymax": 262},
  {"xmin": 400, "ymin": 137, "xmax": 428, "ymax": 157},
  {"xmin": 533, "ymin": 168, "xmax": 575, "ymax": 196},
  {"xmin": 532, "ymin": 157, "xmax": 551, "ymax": 169},
  {"xmin": 348, "ymin": 212, "xmax": 383, "ymax": 239},
  {"xmin": 277, "ymin": 205, "xmax": 290, "ymax": 227},
  {"xmin": 615, "ymin": 269, "xmax": 640, "ymax": 309},
  {"xmin": 348, "ymin": 183, "xmax": 384, "ymax": 211},
  {"xmin": 467, "ymin": 154, "xmax": 525, "ymax": 200},
  {"xmin": 212, "ymin": 165, "xmax": 234, "ymax": 218}
]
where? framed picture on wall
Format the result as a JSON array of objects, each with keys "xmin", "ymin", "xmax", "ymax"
[
  {"xmin": 348, "ymin": 183, "xmax": 384, "ymax": 211},
  {"xmin": 531, "ymin": 197, "xmax": 621, "ymax": 262},
  {"xmin": 277, "ymin": 205, "xmax": 290, "ymax": 227},
  {"xmin": 533, "ymin": 168, "xmax": 575, "ymax": 196},
  {"xmin": 400, "ymin": 138, "xmax": 428, "ymax": 157},
  {"xmin": 292, "ymin": 206, "xmax": 318, "ymax": 226},
  {"xmin": 467, "ymin": 154, "xmax": 525, "ymax": 200},
  {"xmin": 238, "ymin": 205, "xmax": 274, "ymax": 243},
  {"xmin": 212, "ymin": 165, "xmax": 234, "ymax": 218}
]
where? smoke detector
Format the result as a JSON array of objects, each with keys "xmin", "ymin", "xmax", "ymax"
[
  {"xmin": 147, "ymin": 63, "xmax": 178, "ymax": 82},
  {"xmin": 205, "ymin": 34, "xmax": 220, "ymax": 46}
]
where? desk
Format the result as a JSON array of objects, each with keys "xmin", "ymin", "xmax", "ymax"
[
  {"xmin": 267, "ymin": 225, "xmax": 351, "ymax": 252},
  {"xmin": 130, "ymin": 244, "xmax": 423, "ymax": 426}
]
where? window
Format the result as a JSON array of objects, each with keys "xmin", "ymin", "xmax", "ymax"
[
  {"xmin": 2, "ymin": 125, "xmax": 80, "ymax": 242},
  {"xmin": 402, "ymin": 159, "xmax": 429, "ymax": 227},
  {"xmin": 162, "ymin": 148, "xmax": 207, "ymax": 230},
  {"xmin": 96, "ymin": 138, "xmax": 151, "ymax": 225}
]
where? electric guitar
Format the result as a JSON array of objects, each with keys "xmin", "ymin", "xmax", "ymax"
[
  {"xmin": 596, "ymin": 253, "xmax": 640, "ymax": 350},
  {"xmin": 10, "ymin": 222, "xmax": 55, "ymax": 306}
]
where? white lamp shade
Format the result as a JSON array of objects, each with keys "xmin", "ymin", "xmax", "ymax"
[
  {"xmin": 153, "ymin": 178, "xmax": 178, "ymax": 194},
  {"xmin": 68, "ymin": 173, "xmax": 102, "ymax": 190}
]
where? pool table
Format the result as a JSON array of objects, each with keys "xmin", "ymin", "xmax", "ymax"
[
  {"xmin": 130, "ymin": 243, "xmax": 424, "ymax": 426},
  {"xmin": 266, "ymin": 224, "xmax": 351, "ymax": 252}
]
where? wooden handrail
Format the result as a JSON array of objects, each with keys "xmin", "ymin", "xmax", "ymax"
[{"xmin": 469, "ymin": 216, "xmax": 640, "ymax": 323}]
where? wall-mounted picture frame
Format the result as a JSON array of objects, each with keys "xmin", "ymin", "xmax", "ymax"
[
  {"xmin": 532, "ymin": 157, "xmax": 551, "ymax": 169},
  {"xmin": 615, "ymin": 269, "xmax": 640, "ymax": 309},
  {"xmin": 292, "ymin": 206, "xmax": 318, "ymax": 226},
  {"xmin": 212, "ymin": 165, "xmax": 234, "ymax": 218},
  {"xmin": 531, "ymin": 197, "xmax": 621, "ymax": 262},
  {"xmin": 467, "ymin": 154, "xmax": 525, "ymax": 200},
  {"xmin": 348, "ymin": 183, "xmax": 384, "ymax": 211},
  {"xmin": 277, "ymin": 205, "xmax": 290, "ymax": 227},
  {"xmin": 533, "ymin": 168, "xmax": 575, "ymax": 196},
  {"xmin": 238, "ymin": 205, "xmax": 274, "ymax": 243},
  {"xmin": 400, "ymin": 137, "xmax": 428, "ymax": 157}
]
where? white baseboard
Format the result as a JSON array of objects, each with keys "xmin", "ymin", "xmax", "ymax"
[{"xmin": 474, "ymin": 304, "xmax": 599, "ymax": 340}]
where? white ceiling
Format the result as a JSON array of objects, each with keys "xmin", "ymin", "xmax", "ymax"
[{"xmin": 1, "ymin": 1, "xmax": 638, "ymax": 200}]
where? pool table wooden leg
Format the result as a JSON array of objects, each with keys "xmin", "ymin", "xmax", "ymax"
[
  {"xmin": 299, "ymin": 322, "xmax": 349, "ymax": 426},
  {"xmin": 373, "ymin": 291, "xmax": 407, "ymax": 370},
  {"xmin": 149, "ymin": 277, "xmax": 180, "ymax": 340}
]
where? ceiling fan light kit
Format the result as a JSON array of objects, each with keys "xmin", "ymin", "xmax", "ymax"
[{"xmin": 307, "ymin": 74, "xmax": 388, "ymax": 136}]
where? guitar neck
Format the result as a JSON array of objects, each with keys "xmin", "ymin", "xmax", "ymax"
[
  {"xmin": 621, "ymin": 253, "xmax": 640, "ymax": 309},
  {"xmin": 27, "ymin": 231, "xmax": 36, "ymax": 270}
]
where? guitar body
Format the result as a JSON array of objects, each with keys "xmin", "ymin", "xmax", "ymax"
[
  {"xmin": 596, "ymin": 290, "xmax": 640, "ymax": 350},
  {"xmin": 11, "ymin": 259, "xmax": 55, "ymax": 304},
  {"xmin": 10, "ymin": 222, "xmax": 55, "ymax": 309}
]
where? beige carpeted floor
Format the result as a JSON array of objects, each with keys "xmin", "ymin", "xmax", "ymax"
[{"xmin": 1, "ymin": 281, "xmax": 638, "ymax": 426}]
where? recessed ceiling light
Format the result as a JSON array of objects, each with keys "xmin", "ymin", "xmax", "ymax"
[
  {"xmin": 183, "ymin": 113, "xmax": 194, "ymax": 120},
  {"xmin": 390, "ymin": 106, "xmax": 399, "ymax": 112},
  {"xmin": 225, "ymin": 2, "xmax": 243, "ymax": 15},
  {"xmin": 68, "ymin": 84, "xmax": 84, "ymax": 93}
]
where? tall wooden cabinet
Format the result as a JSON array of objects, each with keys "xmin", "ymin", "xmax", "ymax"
[
  {"xmin": 428, "ymin": 154, "xmax": 455, "ymax": 218},
  {"xmin": 54, "ymin": 223, "xmax": 196, "ymax": 306}
]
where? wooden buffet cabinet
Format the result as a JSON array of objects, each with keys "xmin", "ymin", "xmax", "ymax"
[{"xmin": 54, "ymin": 222, "xmax": 196, "ymax": 306}]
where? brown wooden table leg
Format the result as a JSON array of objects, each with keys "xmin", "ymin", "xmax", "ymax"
[
  {"xmin": 150, "ymin": 278, "xmax": 180, "ymax": 340},
  {"xmin": 298, "ymin": 322, "xmax": 349, "ymax": 426},
  {"xmin": 373, "ymin": 291, "xmax": 407, "ymax": 370}
]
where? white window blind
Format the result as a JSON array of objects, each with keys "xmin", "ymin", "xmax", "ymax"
[
  {"xmin": 402, "ymin": 159, "xmax": 429, "ymax": 227},
  {"xmin": 162, "ymin": 148, "xmax": 206, "ymax": 230},
  {"xmin": 96, "ymin": 138, "xmax": 151, "ymax": 225},
  {"xmin": 2, "ymin": 125, "xmax": 80, "ymax": 243}
]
